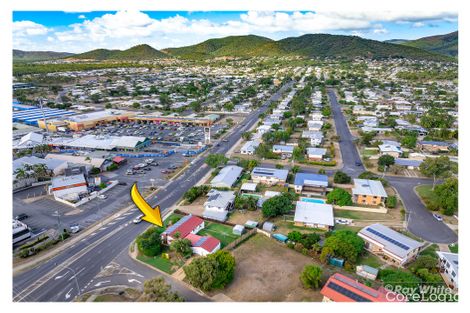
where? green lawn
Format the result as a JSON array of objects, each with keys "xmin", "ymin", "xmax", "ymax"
[
  {"xmin": 137, "ymin": 252, "xmax": 182, "ymax": 274},
  {"xmin": 333, "ymin": 224, "xmax": 363, "ymax": 233},
  {"xmin": 358, "ymin": 252, "xmax": 384, "ymax": 268},
  {"xmin": 362, "ymin": 149, "xmax": 379, "ymax": 157},
  {"xmin": 334, "ymin": 210, "xmax": 361, "ymax": 219},
  {"xmin": 198, "ymin": 222, "xmax": 238, "ymax": 247},
  {"xmin": 415, "ymin": 184, "xmax": 438, "ymax": 205},
  {"xmin": 448, "ymin": 243, "xmax": 458, "ymax": 253}
]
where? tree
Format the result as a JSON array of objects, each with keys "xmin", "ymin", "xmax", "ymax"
[
  {"xmin": 419, "ymin": 156, "xmax": 452, "ymax": 189},
  {"xmin": 234, "ymin": 195, "xmax": 257, "ymax": 211},
  {"xmin": 205, "ymin": 154, "xmax": 228, "ymax": 168},
  {"xmin": 320, "ymin": 230, "xmax": 364, "ymax": 266},
  {"xmin": 183, "ymin": 257, "xmax": 218, "ymax": 291},
  {"xmin": 433, "ymin": 178, "xmax": 458, "ymax": 215},
  {"xmin": 334, "ymin": 171, "xmax": 351, "ymax": 184},
  {"xmin": 360, "ymin": 131, "xmax": 376, "ymax": 146},
  {"xmin": 379, "ymin": 269, "xmax": 421, "ymax": 290},
  {"xmin": 209, "ymin": 251, "xmax": 236, "ymax": 289},
  {"xmin": 300, "ymin": 265, "xmax": 322, "ymax": 289},
  {"xmin": 140, "ymin": 277, "xmax": 184, "ymax": 302},
  {"xmin": 385, "ymin": 195, "xmax": 397, "ymax": 208},
  {"xmin": 262, "ymin": 193, "xmax": 294, "ymax": 217},
  {"xmin": 291, "ymin": 165, "xmax": 300, "ymax": 174},
  {"xmin": 409, "ymin": 255, "xmax": 438, "ymax": 274},
  {"xmin": 401, "ymin": 134, "xmax": 417, "ymax": 149},
  {"xmin": 287, "ymin": 231, "xmax": 303, "ymax": 242},
  {"xmin": 326, "ymin": 188, "xmax": 352, "ymax": 206},
  {"xmin": 132, "ymin": 102, "xmax": 141, "ymax": 109},
  {"xmin": 378, "ymin": 155, "xmax": 395, "ymax": 168},
  {"xmin": 170, "ymin": 238, "xmax": 193, "ymax": 259},
  {"xmin": 238, "ymin": 159, "xmax": 258, "ymax": 171},
  {"xmin": 136, "ymin": 227, "xmax": 163, "ymax": 257},
  {"xmin": 90, "ymin": 93, "xmax": 102, "ymax": 103},
  {"xmin": 183, "ymin": 251, "xmax": 235, "ymax": 291},
  {"xmin": 241, "ymin": 132, "xmax": 252, "ymax": 141}
]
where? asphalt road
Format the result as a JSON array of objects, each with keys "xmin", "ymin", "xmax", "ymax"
[
  {"xmin": 327, "ymin": 89, "xmax": 457, "ymax": 244},
  {"xmin": 12, "ymin": 81, "xmax": 294, "ymax": 302}
]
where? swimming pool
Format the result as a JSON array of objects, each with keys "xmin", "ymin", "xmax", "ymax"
[{"xmin": 300, "ymin": 197, "xmax": 326, "ymax": 204}]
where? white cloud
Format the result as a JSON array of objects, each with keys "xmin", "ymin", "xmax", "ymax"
[
  {"xmin": 78, "ymin": 15, "xmax": 86, "ymax": 19},
  {"xmin": 413, "ymin": 22, "xmax": 426, "ymax": 28},
  {"xmin": 13, "ymin": 9, "xmax": 458, "ymax": 52},
  {"xmin": 13, "ymin": 20, "xmax": 49, "ymax": 36}
]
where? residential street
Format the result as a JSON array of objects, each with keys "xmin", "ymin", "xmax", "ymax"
[{"xmin": 12, "ymin": 81, "xmax": 294, "ymax": 302}]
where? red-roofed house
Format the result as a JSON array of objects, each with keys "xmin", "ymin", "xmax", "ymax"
[
  {"xmin": 320, "ymin": 273, "xmax": 405, "ymax": 302},
  {"xmin": 161, "ymin": 214, "xmax": 221, "ymax": 256}
]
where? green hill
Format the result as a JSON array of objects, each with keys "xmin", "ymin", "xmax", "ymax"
[
  {"xmin": 402, "ymin": 31, "xmax": 458, "ymax": 57},
  {"xmin": 384, "ymin": 39, "xmax": 410, "ymax": 44},
  {"xmin": 163, "ymin": 35, "xmax": 284, "ymax": 59},
  {"xmin": 13, "ymin": 49, "xmax": 74, "ymax": 62},
  {"xmin": 71, "ymin": 44, "xmax": 168, "ymax": 60},
  {"xmin": 165, "ymin": 33, "xmax": 449, "ymax": 61}
]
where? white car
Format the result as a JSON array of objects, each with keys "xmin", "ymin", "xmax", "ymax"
[
  {"xmin": 433, "ymin": 213, "xmax": 443, "ymax": 222},
  {"xmin": 133, "ymin": 214, "xmax": 144, "ymax": 224},
  {"xmin": 98, "ymin": 194, "xmax": 108, "ymax": 200}
]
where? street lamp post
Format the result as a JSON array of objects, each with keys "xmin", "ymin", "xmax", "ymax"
[{"xmin": 54, "ymin": 263, "xmax": 81, "ymax": 297}]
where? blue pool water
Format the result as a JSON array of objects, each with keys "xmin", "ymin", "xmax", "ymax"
[{"xmin": 300, "ymin": 197, "xmax": 326, "ymax": 204}]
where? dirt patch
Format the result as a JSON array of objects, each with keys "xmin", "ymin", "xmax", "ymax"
[
  {"xmin": 227, "ymin": 210, "xmax": 263, "ymax": 225},
  {"xmin": 220, "ymin": 234, "xmax": 324, "ymax": 302},
  {"xmin": 177, "ymin": 204, "xmax": 204, "ymax": 216}
]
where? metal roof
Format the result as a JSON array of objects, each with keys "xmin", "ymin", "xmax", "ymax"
[
  {"xmin": 352, "ymin": 179, "xmax": 387, "ymax": 197},
  {"xmin": 294, "ymin": 172, "xmax": 328, "ymax": 187},
  {"xmin": 251, "ymin": 167, "xmax": 288, "ymax": 181},
  {"xmin": 210, "ymin": 165, "xmax": 243, "ymax": 188},
  {"xmin": 359, "ymin": 223, "xmax": 424, "ymax": 259},
  {"xmin": 294, "ymin": 201, "xmax": 334, "ymax": 227}
]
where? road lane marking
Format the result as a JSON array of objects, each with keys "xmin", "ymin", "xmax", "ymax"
[
  {"xmin": 94, "ymin": 280, "xmax": 111, "ymax": 287},
  {"xmin": 65, "ymin": 288, "xmax": 73, "ymax": 300}
]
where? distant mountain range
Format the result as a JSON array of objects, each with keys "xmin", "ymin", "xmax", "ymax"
[
  {"xmin": 13, "ymin": 31, "xmax": 458, "ymax": 63},
  {"xmin": 402, "ymin": 31, "xmax": 458, "ymax": 57},
  {"xmin": 13, "ymin": 50, "xmax": 74, "ymax": 62}
]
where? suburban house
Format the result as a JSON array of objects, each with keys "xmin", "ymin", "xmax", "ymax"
[
  {"xmin": 240, "ymin": 140, "xmax": 260, "ymax": 155},
  {"xmin": 210, "ymin": 165, "xmax": 243, "ymax": 188},
  {"xmin": 310, "ymin": 112, "xmax": 323, "ymax": 121},
  {"xmin": 321, "ymin": 273, "xmax": 404, "ymax": 302},
  {"xmin": 379, "ymin": 140, "xmax": 402, "ymax": 158},
  {"xmin": 293, "ymin": 172, "xmax": 328, "ymax": 195},
  {"xmin": 256, "ymin": 124, "xmax": 272, "ymax": 135},
  {"xmin": 272, "ymin": 145, "xmax": 294, "ymax": 157},
  {"xmin": 307, "ymin": 120, "xmax": 323, "ymax": 131},
  {"xmin": 436, "ymin": 251, "xmax": 458, "ymax": 291},
  {"xmin": 50, "ymin": 174, "xmax": 88, "ymax": 201},
  {"xmin": 418, "ymin": 141, "xmax": 451, "ymax": 153},
  {"xmin": 352, "ymin": 179, "xmax": 387, "ymax": 206},
  {"xmin": 394, "ymin": 158, "xmax": 423, "ymax": 170},
  {"xmin": 161, "ymin": 214, "xmax": 221, "ymax": 256},
  {"xmin": 302, "ymin": 130, "xmax": 324, "ymax": 146},
  {"xmin": 294, "ymin": 201, "xmax": 334, "ymax": 230},
  {"xmin": 358, "ymin": 223, "xmax": 424, "ymax": 266},
  {"xmin": 251, "ymin": 167, "xmax": 288, "ymax": 186},
  {"xmin": 202, "ymin": 189, "xmax": 236, "ymax": 222},
  {"xmin": 306, "ymin": 147, "xmax": 327, "ymax": 161}
]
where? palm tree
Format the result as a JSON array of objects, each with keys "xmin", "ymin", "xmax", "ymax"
[{"xmin": 14, "ymin": 168, "xmax": 29, "ymax": 180}]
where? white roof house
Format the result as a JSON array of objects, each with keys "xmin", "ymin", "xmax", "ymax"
[
  {"xmin": 210, "ymin": 165, "xmax": 243, "ymax": 188},
  {"xmin": 50, "ymin": 134, "xmax": 148, "ymax": 151},
  {"xmin": 240, "ymin": 140, "xmax": 260, "ymax": 155},
  {"xmin": 358, "ymin": 223, "xmax": 424, "ymax": 265},
  {"xmin": 203, "ymin": 189, "xmax": 236, "ymax": 222},
  {"xmin": 352, "ymin": 179, "xmax": 387, "ymax": 198},
  {"xmin": 307, "ymin": 147, "xmax": 327, "ymax": 159},
  {"xmin": 240, "ymin": 182, "xmax": 257, "ymax": 192},
  {"xmin": 272, "ymin": 145, "xmax": 294, "ymax": 154},
  {"xmin": 436, "ymin": 252, "xmax": 459, "ymax": 289},
  {"xmin": 294, "ymin": 201, "xmax": 334, "ymax": 228},
  {"xmin": 251, "ymin": 167, "xmax": 288, "ymax": 184}
]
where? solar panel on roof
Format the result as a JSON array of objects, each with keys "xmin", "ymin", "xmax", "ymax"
[
  {"xmin": 327, "ymin": 281, "xmax": 372, "ymax": 302},
  {"xmin": 194, "ymin": 237, "xmax": 207, "ymax": 247},
  {"xmin": 334, "ymin": 275, "xmax": 379, "ymax": 298},
  {"xmin": 253, "ymin": 170, "xmax": 275, "ymax": 175},
  {"xmin": 366, "ymin": 227, "xmax": 410, "ymax": 251}
]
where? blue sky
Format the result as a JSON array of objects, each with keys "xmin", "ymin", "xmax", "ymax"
[{"xmin": 13, "ymin": 11, "xmax": 458, "ymax": 52}]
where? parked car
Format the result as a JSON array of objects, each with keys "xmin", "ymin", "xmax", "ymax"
[
  {"xmin": 133, "ymin": 214, "xmax": 144, "ymax": 224},
  {"xmin": 433, "ymin": 213, "xmax": 443, "ymax": 222},
  {"xmin": 70, "ymin": 223, "xmax": 81, "ymax": 233},
  {"xmin": 126, "ymin": 169, "xmax": 134, "ymax": 175},
  {"xmin": 15, "ymin": 213, "xmax": 29, "ymax": 221},
  {"xmin": 355, "ymin": 160, "xmax": 362, "ymax": 166},
  {"xmin": 118, "ymin": 182, "xmax": 128, "ymax": 186},
  {"xmin": 98, "ymin": 194, "xmax": 108, "ymax": 200}
]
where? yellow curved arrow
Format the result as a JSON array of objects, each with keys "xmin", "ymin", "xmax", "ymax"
[{"xmin": 130, "ymin": 183, "xmax": 163, "ymax": 227}]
